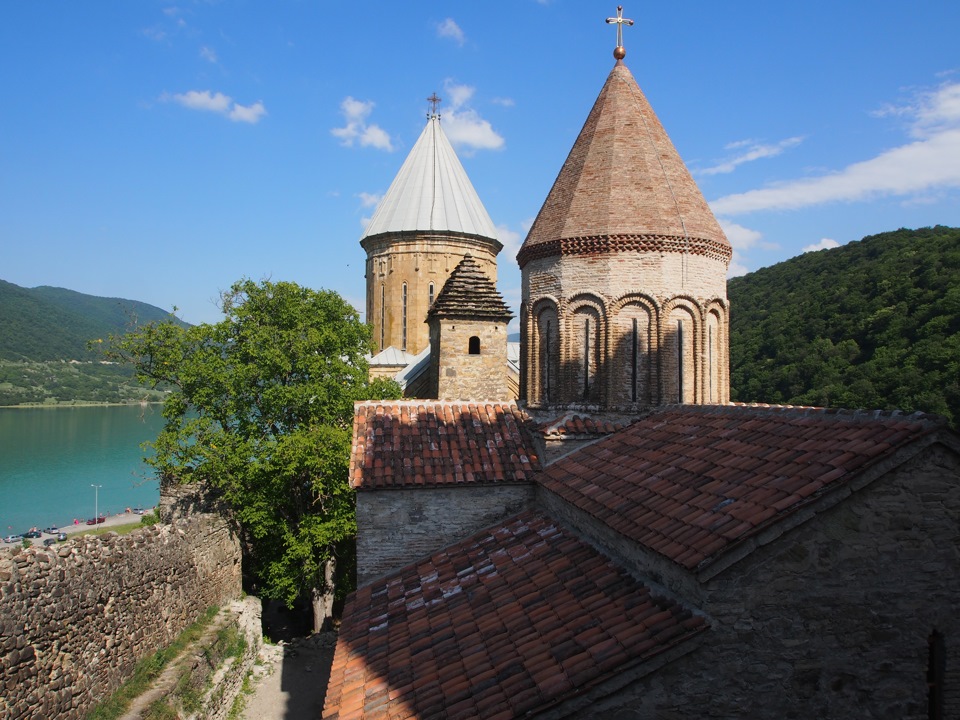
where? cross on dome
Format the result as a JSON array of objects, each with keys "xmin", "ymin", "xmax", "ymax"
[
  {"xmin": 605, "ymin": 5, "xmax": 634, "ymax": 60},
  {"xmin": 427, "ymin": 92, "xmax": 442, "ymax": 118}
]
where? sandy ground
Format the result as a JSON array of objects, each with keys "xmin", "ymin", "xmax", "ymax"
[{"xmin": 240, "ymin": 602, "xmax": 337, "ymax": 720}]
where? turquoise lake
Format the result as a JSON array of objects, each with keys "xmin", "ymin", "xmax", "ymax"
[{"xmin": 0, "ymin": 405, "xmax": 165, "ymax": 534}]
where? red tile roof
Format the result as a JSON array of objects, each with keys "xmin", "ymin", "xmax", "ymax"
[
  {"xmin": 323, "ymin": 511, "xmax": 706, "ymax": 719},
  {"xmin": 351, "ymin": 401, "xmax": 541, "ymax": 490},
  {"xmin": 537, "ymin": 404, "xmax": 946, "ymax": 571}
]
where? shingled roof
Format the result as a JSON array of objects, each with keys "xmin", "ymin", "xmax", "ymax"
[
  {"xmin": 351, "ymin": 400, "xmax": 540, "ymax": 489},
  {"xmin": 537, "ymin": 404, "xmax": 951, "ymax": 571},
  {"xmin": 323, "ymin": 510, "xmax": 707, "ymax": 720},
  {"xmin": 426, "ymin": 254, "xmax": 513, "ymax": 321},
  {"xmin": 517, "ymin": 59, "xmax": 730, "ymax": 268}
]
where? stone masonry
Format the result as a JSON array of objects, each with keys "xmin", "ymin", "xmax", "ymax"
[{"xmin": 0, "ymin": 514, "xmax": 241, "ymax": 720}]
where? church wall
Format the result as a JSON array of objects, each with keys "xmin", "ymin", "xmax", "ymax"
[
  {"xmin": 520, "ymin": 252, "xmax": 729, "ymax": 408},
  {"xmin": 0, "ymin": 515, "xmax": 242, "ymax": 720},
  {"xmin": 363, "ymin": 234, "xmax": 499, "ymax": 356},
  {"xmin": 355, "ymin": 484, "xmax": 535, "ymax": 587},
  {"xmin": 564, "ymin": 443, "xmax": 960, "ymax": 719}
]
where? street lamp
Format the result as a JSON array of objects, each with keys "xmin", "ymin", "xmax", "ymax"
[{"xmin": 91, "ymin": 484, "xmax": 102, "ymax": 522}]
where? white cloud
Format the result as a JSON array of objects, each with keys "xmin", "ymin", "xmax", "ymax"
[
  {"xmin": 711, "ymin": 81, "xmax": 960, "ymax": 216},
  {"xmin": 698, "ymin": 136, "xmax": 804, "ymax": 176},
  {"xmin": 803, "ymin": 238, "xmax": 840, "ymax": 253},
  {"xmin": 440, "ymin": 80, "xmax": 504, "ymax": 152},
  {"xmin": 357, "ymin": 192, "xmax": 382, "ymax": 208},
  {"xmin": 496, "ymin": 224, "xmax": 523, "ymax": 262},
  {"xmin": 228, "ymin": 101, "xmax": 267, "ymax": 124},
  {"xmin": 200, "ymin": 46, "xmax": 218, "ymax": 63},
  {"xmin": 331, "ymin": 97, "xmax": 394, "ymax": 151},
  {"xmin": 436, "ymin": 18, "xmax": 465, "ymax": 46},
  {"xmin": 165, "ymin": 90, "xmax": 266, "ymax": 124},
  {"xmin": 718, "ymin": 219, "xmax": 766, "ymax": 252},
  {"xmin": 492, "ymin": 97, "xmax": 515, "ymax": 107}
]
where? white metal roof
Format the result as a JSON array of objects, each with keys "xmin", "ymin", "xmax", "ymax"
[{"xmin": 360, "ymin": 116, "xmax": 498, "ymax": 241}]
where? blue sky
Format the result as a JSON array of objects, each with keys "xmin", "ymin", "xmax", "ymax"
[{"xmin": 2, "ymin": 2, "xmax": 959, "ymax": 328}]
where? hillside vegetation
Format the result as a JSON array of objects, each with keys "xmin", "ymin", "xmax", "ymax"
[
  {"xmin": 0, "ymin": 280, "xmax": 181, "ymax": 361},
  {"xmin": 0, "ymin": 281, "xmax": 183, "ymax": 405},
  {"xmin": 729, "ymin": 226, "xmax": 960, "ymax": 426}
]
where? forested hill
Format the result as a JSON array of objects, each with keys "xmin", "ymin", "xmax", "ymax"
[
  {"xmin": 729, "ymin": 225, "xmax": 960, "ymax": 426},
  {"xmin": 0, "ymin": 280, "xmax": 183, "ymax": 361}
]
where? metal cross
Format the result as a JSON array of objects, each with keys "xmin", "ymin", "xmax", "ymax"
[
  {"xmin": 427, "ymin": 92, "xmax": 442, "ymax": 117},
  {"xmin": 605, "ymin": 6, "xmax": 634, "ymax": 49}
]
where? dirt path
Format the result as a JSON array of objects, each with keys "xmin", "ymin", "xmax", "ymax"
[{"xmin": 240, "ymin": 633, "xmax": 337, "ymax": 720}]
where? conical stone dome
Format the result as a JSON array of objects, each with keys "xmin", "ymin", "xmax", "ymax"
[
  {"xmin": 519, "ymin": 57, "xmax": 730, "ymax": 411},
  {"xmin": 518, "ymin": 60, "xmax": 730, "ymax": 267}
]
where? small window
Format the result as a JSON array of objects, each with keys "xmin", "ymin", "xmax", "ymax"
[
  {"xmin": 468, "ymin": 336, "xmax": 481, "ymax": 355},
  {"xmin": 428, "ymin": 282, "xmax": 435, "ymax": 306}
]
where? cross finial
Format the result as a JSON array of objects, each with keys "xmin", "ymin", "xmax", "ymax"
[
  {"xmin": 427, "ymin": 92, "xmax": 442, "ymax": 118},
  {"xmin": 605, "ymin": 5, "xmax": 634, "ymax": 60}
]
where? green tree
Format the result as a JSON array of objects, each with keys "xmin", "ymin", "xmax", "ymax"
[{"xmin": 105, "ymin": 279, "xmax": 400, "ymax": 631}]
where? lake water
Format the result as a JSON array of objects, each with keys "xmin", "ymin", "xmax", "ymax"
[{"xmin": 0, "ymin": 405, "xmax": 165, "ymax": 534}]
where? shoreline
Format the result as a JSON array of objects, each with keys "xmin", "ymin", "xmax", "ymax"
[
  {"xmin": 3, "ymin": 508, "xmax": 156, "ymax": 546},
  {"xmin": 0, "ymin": 401, "xmax": 164, "ymax": 410}
]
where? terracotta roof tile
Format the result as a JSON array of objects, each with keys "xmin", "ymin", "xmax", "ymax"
[
  {"xmin": 323, "ymin": 511, "xmax": 706, "ymax": 719},
  {"xmin": 351, "ymin": 400, "xmax": 541, "ymax": 489},
  {"xmin": 536, "ymin": 404, "xmax": 946, "ymax": 570}
]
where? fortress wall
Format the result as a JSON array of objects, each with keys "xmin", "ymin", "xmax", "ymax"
[{"xmin": 0, "ymin": 514, "xmax": 242, "ymax": 720}]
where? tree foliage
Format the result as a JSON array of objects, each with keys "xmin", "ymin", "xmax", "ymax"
[
  {"xmin": 104, "ymin": 279, "xmax": 400, "ymax": 616},
  {"xmin": 730, "ymin": 226, "xmax": 960, "ymax": 427}
]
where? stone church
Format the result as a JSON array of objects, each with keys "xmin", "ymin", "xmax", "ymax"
[{"xmin": 323, "ymin": 11, "xmax": 960, "ymax": 719}]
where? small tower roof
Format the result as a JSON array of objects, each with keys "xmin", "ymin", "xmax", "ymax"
[
  {"xmin": 428, "ymin": 254, "xmax": 513, "ymax": 321},
  {"xmin": 518, "ymin": 59, "xmax": 730, "ymax": 266},
  {"xmin": 361, "ymin": 114, "xmax": 499, "ymax": 242}
]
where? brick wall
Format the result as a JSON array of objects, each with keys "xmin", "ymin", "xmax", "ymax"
[
  {"xmin": 521, "ymin": 251, "xmax": 729, "ymax": 409},
  {"xmin": 0, "ymin": 515, "xmax": 242, "ymax": 720}
]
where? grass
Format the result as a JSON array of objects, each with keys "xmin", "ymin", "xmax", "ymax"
[
  {"xmin": 86, "ymin": 606, "xmax": 220, "ymax": 720},
  {"xmin": 79, "ymin": 521, "xmax": 144, "ymax": 538}
]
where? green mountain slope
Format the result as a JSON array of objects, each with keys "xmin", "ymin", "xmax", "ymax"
[
  {"xmin": 729, "ymin": 225, "xmax": 960, "ymax": 426},
  {"xmin": 0, "ymin": 280, "xmax": 180, "ymax": 361}
]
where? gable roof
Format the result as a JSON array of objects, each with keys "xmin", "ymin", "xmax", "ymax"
[
  {"xmin": 427, "ymin": 254, "xmax": 513, "ymax": 322},
  {"xmin": 323, "ymin": 510, "xmax": 706, "ymax": 720},
  {"xmin": 360, "ymin": 115, "xmax": 499, "ymax": 243},
  {"xmin": 517, "ymin": 60, "xmax": 730, "ymax": 267},
  {"xmin": 537, "ymin": 404, "xmax": 950, "ymax": 571},
  {"xmin": 351, "ymin": 400, "xmax": 541, "ymax": 490}
]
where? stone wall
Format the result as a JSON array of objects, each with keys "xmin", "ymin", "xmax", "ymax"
[
  {"xmin": 362, "ymin": 233, "xmax": 501, "ymax": 356},
  {"xmin": 429, "ymin": 318, "xmax": 511, "ymax": 400},
  {"xmin": 0, "ymin": 514, "xmax": 242, "ymax": 720},
  {"xmin": 547, "ymin": 442, "xmax": 960, "ymax": 719},
  {"xmin": 356, "ymin": 484, "xmax": 535, "ymax": 586}
]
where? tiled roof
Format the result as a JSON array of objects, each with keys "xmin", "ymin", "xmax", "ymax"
[
  {"xmin": 323, "ymin": 511, "xmax": 706, "ymax": 720},
  {"xmin": 537, "ymin": 404, "xmax": 947, "ymax": 571},
  {"xmin": 360, "ymin": 115, "xmax": 499, "ymax": 243},
  {"xmin": 518, "ymin": 59, "xmax": 729, "ymax": 267},
  {"xmin": 427, "ymin": 254, "xmax": 513, "ymax": 321},
  {"xmin": 351, "ymin": 401, "xmax": 540, "ymax": 489},
  {"xmin": 539, "ymin": 412, "xmax": 633, "ymax": 438}
]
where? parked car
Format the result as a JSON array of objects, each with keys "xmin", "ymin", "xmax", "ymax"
[
  {"xmin": 23, "ymin": 530, "xmax": 42, "ymax": 538},
  {"xmin": 43, "ymin": 538, "xmax": 57, "ymax": 547},
  {"xmin": 56, "ymin": 532, "xmax": 68, "ymax": 542},
  {"xmin": 3, "ymin": 535, "xmax": 21, "ymax": 543},
  {"xmin": 43, "ymin": 526, "xmax": 58, "ymax": 534},
  {"xmin": 132, "ymin": 507, "xmax": 145, "ymax": 515},
  {"xmin": 85, "ymin": 516, "xmax": 106, "ymax": 526}
]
